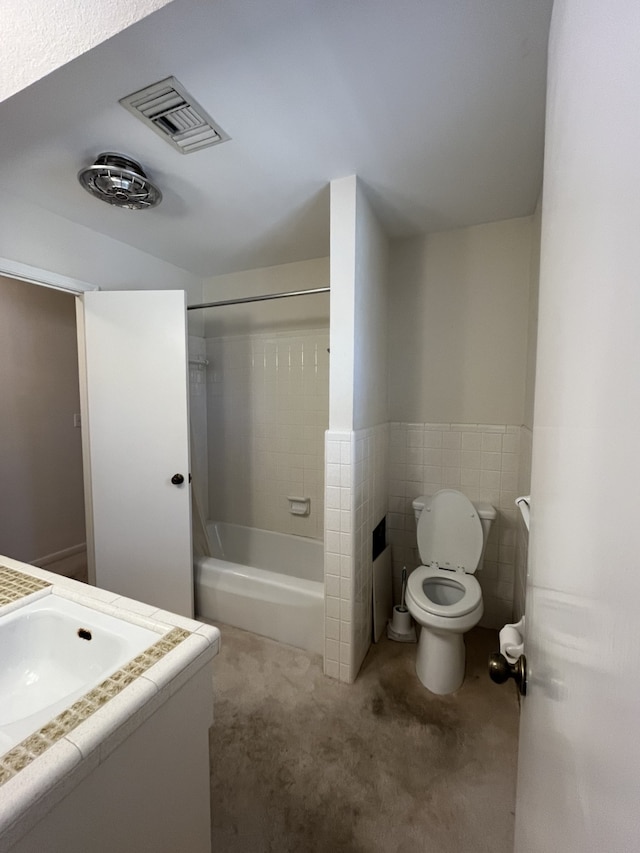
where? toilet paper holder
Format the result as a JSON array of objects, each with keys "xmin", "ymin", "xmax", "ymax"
[{"xmin": 489, "ymin": 616, "xmax": 527, "ymax": 695}]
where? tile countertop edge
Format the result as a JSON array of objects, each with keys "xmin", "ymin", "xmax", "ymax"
[{"xmin": 0, "ymin": 555, "xmax": 220, "ymax": 848}]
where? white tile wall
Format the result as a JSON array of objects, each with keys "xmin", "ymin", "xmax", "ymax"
[
  {"xmin": 324, "ymin": 431, "xmax": 353, "ymax": 682},
  {"xmin": 324, "ymin": 424, "xmax": 388, "ymax": 682},
  {"xmin": 514, "ymin": 425, "xmax": 533, "ymax": 622},
  {"xmin": 388, "ymin": 422, "xmax": 520, "ymax": 629},
  {"xmin": 205, "ymin": 329, "xmax": 329, "ymax": 538},
  {"xmin": 188, "ymin": 336, "xmax": 209, "ymax": 518}
]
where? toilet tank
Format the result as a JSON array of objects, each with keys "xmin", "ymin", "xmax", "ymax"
[{"xmin": 412, "ymin": 493, "xmax": 496, "ymax": 570}]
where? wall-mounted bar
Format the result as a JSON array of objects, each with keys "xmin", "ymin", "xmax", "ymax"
[
  {"xmin": 187, "ymin": 286, "xmax": 329, "ymax": 311},
  {"xmin": 188, "ymin": 356, "xmax": 209, "ymax": 368}
]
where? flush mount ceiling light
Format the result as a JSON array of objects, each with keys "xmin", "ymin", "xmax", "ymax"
[{"xmin": 77, "ymin": 152, "xmax": 162, "ymax": 210}]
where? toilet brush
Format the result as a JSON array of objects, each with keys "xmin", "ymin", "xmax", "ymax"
[
  {"xmin": 387, "ymin": 567, "xmax": 417, "ymax": 642},
  {"xmin": 400, "ymin": 567, "xmax": 407, "ymax": 611}
]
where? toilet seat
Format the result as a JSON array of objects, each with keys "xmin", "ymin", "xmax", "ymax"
[{"xmin": 407, "ymin": 565, "xmax": 482, "ymax": 619}]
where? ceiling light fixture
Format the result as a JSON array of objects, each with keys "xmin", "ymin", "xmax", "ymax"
[{"xmin": 77, "ymin": 152, "xmax": 162, "ymax": 210}]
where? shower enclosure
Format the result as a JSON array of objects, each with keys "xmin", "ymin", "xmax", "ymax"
[{"xmin": 188, "ymin": 279, "xmax": 330, "ymax": 653}]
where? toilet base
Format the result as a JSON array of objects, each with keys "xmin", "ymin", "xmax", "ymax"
[{"xmin": 415, "ymin": 627, "xmax": 466, "ymax": 694}]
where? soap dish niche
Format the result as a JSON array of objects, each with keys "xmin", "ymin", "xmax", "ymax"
[{"xmin": 288, "ymin": 496, "xmax": 310, "ymax": 517}]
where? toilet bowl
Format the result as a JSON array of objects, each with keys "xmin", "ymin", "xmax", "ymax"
[{"xmin": 405, "ymin": 489, "xmax": 495, "ymax": 694}]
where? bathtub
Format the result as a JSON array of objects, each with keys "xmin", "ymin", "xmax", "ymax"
[{"xmin": 194, "ymin": 521, "xmax": 324, "ymax": 654}]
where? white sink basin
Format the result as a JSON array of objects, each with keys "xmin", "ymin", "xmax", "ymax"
[{"xmin": 0, "ymin": 594, "xmax": 161, "ymax": 753}]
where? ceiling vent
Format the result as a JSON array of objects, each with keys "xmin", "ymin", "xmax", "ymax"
[{"xmin": 119, "ymin": 77, "xmax": 230, "ymax": 155}]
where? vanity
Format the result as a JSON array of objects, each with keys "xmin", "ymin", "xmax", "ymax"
[{"xmin": 0, "ymin": 555, "xmax": 220, "ymax": 853}]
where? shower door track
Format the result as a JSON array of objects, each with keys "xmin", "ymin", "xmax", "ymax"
[{"xmin": 187, "ymin": 286, "xmax": 329, "ymax": 311}]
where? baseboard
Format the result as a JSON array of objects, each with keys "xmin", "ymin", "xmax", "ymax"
[{"xmin": 31, "ymin": 543, "xmax": 88, "ymax": 581}]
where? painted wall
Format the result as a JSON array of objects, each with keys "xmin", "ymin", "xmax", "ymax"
[
  {"xmin": 329, "ymin": 177, "xmax": 357, "ymax": 431},
  {"xmin": 0, "ymin": 197, "xmax": 203, "ymax": 324},
  {"xmin": 353, "ymin": 181, "xmax": 389, "ymax": 430},
  {"xmin": 1, "ymin": 0, "xmax": 174, "ymax": 102},
  {"xmin": 388, "ymin": 217, "xmax": 533, "ymax": 426},
  {"xmin": 329, "ymin": 175, "xmax": 389, "ymax": 432},
  {"xmin": 515, "ymin": 1, "xmax": 640, "ymax": 850},
  {"xmin": 523, "ymin": 198, "xmax": 542, "ymax": 431},
  {"xmin": 201, "ymin": 258, "xmax": 329, "ymax": 336},
  {"xmin": 0, "ymin": 276, "xmax": 85, "ymax": 570}
]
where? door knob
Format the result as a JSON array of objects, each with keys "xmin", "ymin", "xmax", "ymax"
[
  {"xmin": 488, "ymin": 652, "xmax": 527, "ymax": 696},
  {"xmin": 171, "ymin": 473, "xmax": 185, "ymax": 485}
]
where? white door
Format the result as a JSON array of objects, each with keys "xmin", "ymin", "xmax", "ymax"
[
  {"xmin": 77, "ymin": 290, "xmax": 193, "ymax": 617},
  {"xmin": 514, "ymin": 2, "xmax": 640, "ymax": 851}
]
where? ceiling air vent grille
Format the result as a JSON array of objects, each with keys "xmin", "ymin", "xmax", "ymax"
[{"xmin": 119, "ymin": 77, "xmax": 230, "ymax": 155}]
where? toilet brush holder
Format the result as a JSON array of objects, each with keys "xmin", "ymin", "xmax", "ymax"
[{"xmin": 387, "ymin": 605, "xmax": 417, "ymax": 643}]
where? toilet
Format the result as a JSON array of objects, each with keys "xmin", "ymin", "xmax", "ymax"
[{"xmin": 405, "ymin": 489, "xmax": 496, "ymax": 694}]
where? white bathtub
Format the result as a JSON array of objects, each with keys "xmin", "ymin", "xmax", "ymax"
[{"xmin": 194, "ymin": 521, "xmax": 324, "ymax": 654}]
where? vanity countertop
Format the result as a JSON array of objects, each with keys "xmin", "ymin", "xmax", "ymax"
[{"xmin": 0, "ymin": 554, "xmax": 220, "ymax": 850}]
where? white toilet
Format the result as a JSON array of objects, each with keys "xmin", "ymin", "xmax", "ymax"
[{"xmin": 405, "ymin": 489, "xmax": 496, "ymax": 695}]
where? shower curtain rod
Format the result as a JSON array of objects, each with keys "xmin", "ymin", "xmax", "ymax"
[{"xmin": 187, "ymin": 286, "xmax": 330, "ymax": 311}]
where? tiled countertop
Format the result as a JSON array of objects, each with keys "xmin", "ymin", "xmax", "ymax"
[{"xmin": 0, "ymin": 555, "xmax": 220, "ymax": 850}]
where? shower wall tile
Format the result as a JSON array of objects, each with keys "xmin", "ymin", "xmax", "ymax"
[
  {"xmin": 205, "ymin": 329, "xmax": 329, "ymax": 539},
  {"xmin": 388, "ymin": 422, "xmax": 521, "ymax": 630},
  {"xmin": 188, "ymin": 335, "xmax": 209, "ymax": 518}
]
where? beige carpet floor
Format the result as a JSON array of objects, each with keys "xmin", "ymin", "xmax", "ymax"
[{"xmin": 208, "ymin": 625, "xmax": 519, "ymax": 853}]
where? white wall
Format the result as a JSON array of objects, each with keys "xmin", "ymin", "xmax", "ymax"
[
  {"xmin": 329, "ymin": 175, "xmax": 389, "ymax": 432},
  {"xmin": 0, "ymin": 276, "xmax": 85, "ymax": 568},
  {"xmin": 325, "ymin": 175, "xmax": 390, "ymax": 682},
  {"xmin": 523, "ymin": 199, "xmax": 542, "ymax": 431},
  {"xmin": 515, "ymin": 1, "xmax": 640, "ymax": 850},
  {"xmin": 353, "ymin": 180, "xmax": 389, "ymax": 429},
  {"xmin": 0, "ymin": 197, "xmax": 203, "ymax": 312},
  {"xmin": 201, "ymin": 257, "xmax": 329, "ymax": 337},
  {"xmin": 388, "ymin": 217, "xmax": 533, "ymax": 425},
  {"xmin": 329, "ymin": 177, "xmax": 357, "ymax": 431},
  {"xmin": 1, "ymin": 0, "xmax": 174, "ymax": 102}
]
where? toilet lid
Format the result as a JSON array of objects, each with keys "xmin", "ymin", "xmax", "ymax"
[{"xmin": 416, "ymin": 489, "xmax": 483, "ymax": 573}]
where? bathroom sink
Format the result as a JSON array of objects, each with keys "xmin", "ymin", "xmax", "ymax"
[{"xmin": 0, "ymin": 594, "xmax": 161, "ymax": 753}]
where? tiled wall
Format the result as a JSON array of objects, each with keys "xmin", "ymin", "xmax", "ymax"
[
  {"xmin": 514, "ymin": 425, "xmax": 533, "ymax": 622},
  {"xmin": 205, "ymin": 329, "xmax": 329, "ymax": 539},
  {"xmin": 387, "ymin": 422, "xmax": 520, "ymax": 630},
  {"xmin": 324, "ymin": 430, "xmax": 353, "ymax": 682},
  {"xmin": 324, "ymin": 424, "xmax": 388, "ymax": 682},
  {"xmin": 352, "ymin": 424, "xmax": 389, "ymax": 677},
  {"xmin": 188, "ymin": 335, "xmax": 209, "ymax": 518}
]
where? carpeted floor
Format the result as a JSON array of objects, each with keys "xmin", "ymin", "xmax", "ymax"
[{"xmin": 208, "ymin": 625, "xmax": 519, "ymax": 853}]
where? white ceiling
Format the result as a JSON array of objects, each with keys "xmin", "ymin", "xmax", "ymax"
[{"xmin": 0, "ymin": 0, "xmax": 553, "ymax": 278}]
